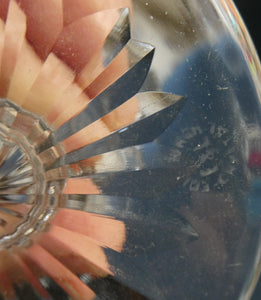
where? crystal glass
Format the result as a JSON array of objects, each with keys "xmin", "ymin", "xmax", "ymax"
[{"xmin": 0, "ymin": 0, "xmax": 261, "ymax": 299}]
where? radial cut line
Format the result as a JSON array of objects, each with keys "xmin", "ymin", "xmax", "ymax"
[
  {"xmin": 0, "ymin": 169, "xmax": 33, "ymax": 187},
  {"xmin": 0, "ymin": 147, "xmax": 24, "ymax": 179},
  {"xmin": 55, "ymin": 42, "xmax": 155, "ymax": 143},
  {"xmin": 52, "ymin": 93, "xmax": 186, "ymax": 167},
  {"xmin": 67, "ymin": 165, "xmax": 195, "ymax": 201},
  {"xmin": 0, "ymin": 207, "xmax": 23, "ymax": 218},
  {"xmin": 0, "ymin": 195, "xmax": 31, "ymax": 204},
  {"xmin": 103, "ymin": 7, "xmax": 131, "ymax": 67},
  {"xmin": 65, "ymin": 194, "xmax": 199, "ymax": 240},
  {"xmin": 47, "ymin": 145, "xmax": 145, "ymax": 180}
]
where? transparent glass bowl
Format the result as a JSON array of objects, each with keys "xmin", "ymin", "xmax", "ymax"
[{"xmin": 0, "ymin": 0, "xmax": 261, "ymax": 299}]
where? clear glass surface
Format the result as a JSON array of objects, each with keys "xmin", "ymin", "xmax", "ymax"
[{"xmin": 0, "ymin": 0, "xmax": 261, "ymax": 299}]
